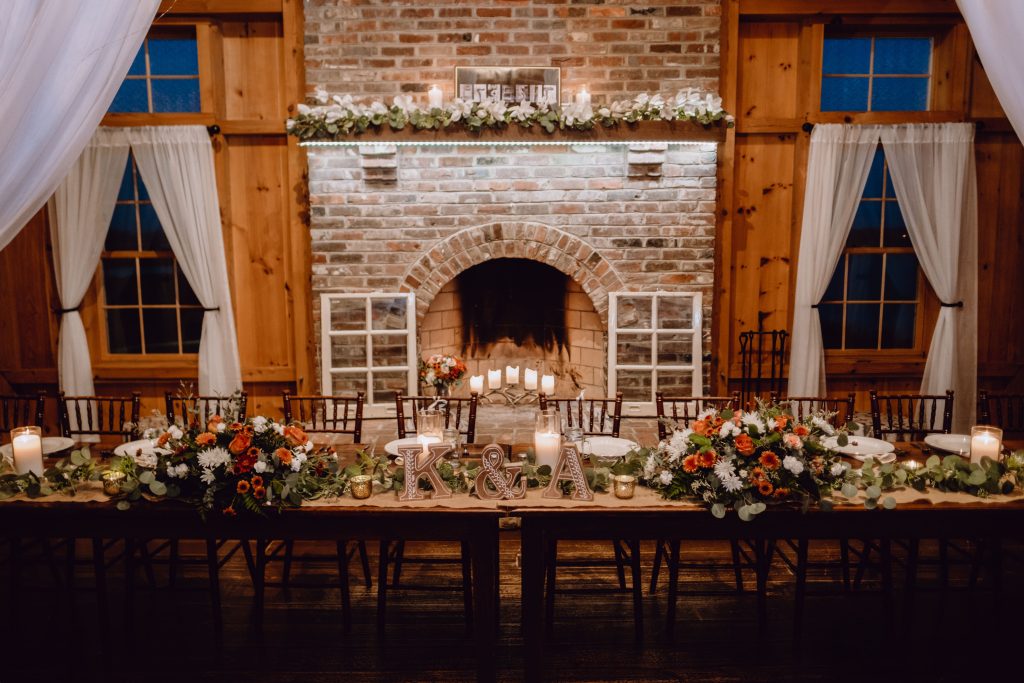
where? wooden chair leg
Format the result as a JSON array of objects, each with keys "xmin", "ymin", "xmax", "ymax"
[
  {"xmin": 629, "ymin": 539, "xmax": 643, "ymax": 642},
  {"xmin": 124, "ymin": 538, "xmax": 136, "ymax": 643},
  {"xmin": 666, "ymin": 539, "xmax": 681, "ymax": 635},
  {"xmin": 168, "ymin": 539, "xmax": 180, "ymax": 589},
  {"xmin": 461, "ymin": 540, "xmax": 474, "ymax": 632},
  {"xmin": 793, "ymin": 538, "xmax": 808, "ymax": 638},
  {"xmin": 730, "ymin": 540, "xmax": 745, "ymax": 592},
  {"xmin": 650, "ymin": 539, "xmax": 664, "ymax": 593},
  {"xmin": 968, "ymin": 539, "xmax": 985, "ymax": 589},
  {"xmin": 91, "ymin": 537, "xmax": 110, "ymax": 657},
  {"xmin": 337, "ymin": 540, "xmax": 352, "ymax": 633},
  {"xmin": 754, "ymin": 538, "xmax": 769, "ymax": 635},
  {"xmin": 903, "ymin": 538, "xmax": 918, "ymax": 634},
  {"xmin": 377, "ymin": 539, "xmax": 390, "ymax": 636},
  {"xmin": 254, "ymin": 538, "xmax": 266, "ymax": 631},
  {"xmin": 357, "ymin": 540, "xmax": 372, "ymax": 588},
  {"xmin": 839, "ymin": 538, "xmax": 851, "ymax": 592},
  {"xmin": 544, "ymin": 539, "xmax": 557, "ymax": 633},
  {"xmin": 136, "ymin": 540, "xmax": 157, "ymax": 588},
  {"xmin": 282, "ymin": 540, "xmax": 295, "ymax": 589},
  {"xmin": 206, "ymin": 538, "xmax": 223, "ymax": 649},
  {"xmin": 854, "ymin": 541, "xmax": 872, "ymax": 590},
  {"xmin": 240, "ymin": 540, "xmax": 257, "ymax": 582},
  {"xmin": 391, "ymin": 540, "xmax": 406, "ymax": 587},
  {"xmin": 612, "ymin": 540, "xmax": 627, "ymax": 590},
  {"xmin": 938, "ymin": 538, "xmax": 949, "ymax": 593}
]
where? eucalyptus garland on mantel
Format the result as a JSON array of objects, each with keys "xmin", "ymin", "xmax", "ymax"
[{"xmin": 286, "ymin": 87, "xmax": 734, "ymax": 142}]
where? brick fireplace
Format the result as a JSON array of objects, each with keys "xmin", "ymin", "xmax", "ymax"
[{"xmin": 303, "ymin": 0, "xmax": 722, "ymax": 412}]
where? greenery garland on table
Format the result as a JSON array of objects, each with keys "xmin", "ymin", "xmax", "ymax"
[{"xmin": 286, "ymin": 88, "xmax": 733, "ymax": 141}]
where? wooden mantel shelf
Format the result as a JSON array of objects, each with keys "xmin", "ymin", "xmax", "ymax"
[{"xmin": 298, "ymin": 119, "xmax": 728, "ymax": 147}]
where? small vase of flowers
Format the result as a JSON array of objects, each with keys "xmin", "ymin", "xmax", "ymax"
[{"xmin": 419, "ymin": 354, "xmax": 467, "ymax": 396}]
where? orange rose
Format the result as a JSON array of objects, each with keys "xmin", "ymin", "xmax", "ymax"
[
  {"xmin": 734, "ymin": 433, "xmax": 755, "ymax": 456},
  {"xmin": 698, "ymin": 450, "xmax": 716, "ymax": 468},
  {"xmin": 758, "ymin": 480, "xmax": 774, "ymax": 496},
  {"xmin": 284, "ymin": 425, "xmax": 308, "ymax": 447},
  {"xmin": 157, "ymin": 432, "xmax": 172, "ymax": 446},
  {"xmin": 691, "ymin": 420, "xmax": 708, "ymax": 436},
  {"xmin": 195, "ymin": 432, "xmax": 216, "ymax": 446},
  {"xmin": 775, "ymin": 415, "xmax": 789, "ymax": 431},
  {"xmin": 275, "ymin": 447, "xmax": 293, "ymax": 466},
  {"xmin": 236, "ymin": 480, "xmax": 251, "ymax": 494},
  {"xmin": 207, "ymin": 415, "xmax": 224, "ymax": 433},
  {"xmin": 682, "ymin": 454, "xmax": 699, "ymax": 473},
  {"xmin": 228, "ymin": 432, "xmax": 251, "ymax": 455},
  {"xmin": 759, "ymin": 451, "xmax": 781, "ymax": 471}
]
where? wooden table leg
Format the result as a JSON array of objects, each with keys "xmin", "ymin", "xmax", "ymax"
[
  {"xmin": 793, "ymin": 538, "xmax": 808, "ymax": 639},
  {"xmin": 521, "ymin": 518, "xmax": 546, "ymax": 683},
  {"xmin": 254, "ymin": 537, "xmax": 266, "ymax": 632},
  {"xmin": 124, "ymin": 537, "xmax": 136, "ymax": 644},
  {"xmin": 629, "ymin": 538, "xmax": 643, "ymax": 642},
  {"xmin": 92, "ymin": 537, "xmax": 109, "ymax": 655},
  {"xmin": 336, "ymin": 540, "xmax": 352, "ymax": 634},
  {"xmin": 377, "ymin": 538, "xmax": 390, "ymax": 636},
  {"xmin": 471, "ymin": 519, "xmax": 497, "ymax": 683},
  {"xmin": 666, "ymin": 538, "xmax": 681, "ymax": 635},
  {"xmin": 206, "ymin": 538, "xmax": 223, "ymax": 651}
]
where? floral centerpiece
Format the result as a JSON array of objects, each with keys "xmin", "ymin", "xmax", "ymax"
[
  {"xmin": 641, "ymin": 403, "xmax": 848, "ymax": 520},
  {"xmin": 419, "ymin": 354, "xmax": 467, "ymax": 396}
]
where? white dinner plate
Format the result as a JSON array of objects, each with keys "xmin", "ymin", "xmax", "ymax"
[
  {"xmin": 822, "ymin": 435, "xmax": 896, "ymax": 463},
  {"xmin": 582, "ymin": 436, "xmax": 639, "ymax": 460},
  {"xmin": 112, "ymin": 439, "xmax": 173, "ymax": 459},
  {"xmin": 384, "ymin": 437, "xmax": 430, "ymax": 457},
  {"xmin": 924, "ymin": 433, "xmax": 971, "ymax": 455},
  {"xmin": 0, "ymin": 436, "xmax": 76, "ymax": 460}
]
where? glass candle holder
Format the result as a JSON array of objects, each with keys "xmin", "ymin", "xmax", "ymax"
[
  {"xmin": 10, "ymin": 426, "xmax": 43, "ymax": 476},
  {"xmin": 970, "ymin": 425, "xmax": 1003, "ymax": 464},
  {"xmin": 102, "ymin": 470, "xmax": 126, "ymax": 496},
  {"xmin": 612, "ymin": 474, "xmax": 636, "ymax": 499},
  {"xmin": 534, "ymin": 408, "xmax": 562, "ymax": 471},
  {"xmin": 350, "ymin": 474, "xmax": 373, "ymax": 499}
]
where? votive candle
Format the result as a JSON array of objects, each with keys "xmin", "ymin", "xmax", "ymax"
[
  {"xmin": 970, "ymin": 426, "xmax": 1002, "ymax": 464},
  {"xmin": 524, "ymin": 368, "xmax": 538, "ymax": 391},
  {"xmin": 10, "ymin": 426, "xmax": 43, "ymax": 476},
  {"xmin": 575, "ymin": 87, "xmax": 591, "ymax": 108},
  {"xmin": 541, "ymin": 374, "xmax": 555, "ymax": 395},
  {"xmin": 428, "ymin": 84, "xmax": 443, "ymax": 109},
  {"xmin": 505, "ymin": 365, "xmax": 520, "ymax": 385},
  {"xmin": 469, "ymin": 374, "xmax": 484, "ymax": 394},
  {"xmin": 487, "ymin": 369, "xmax": 502, "ymax": 389}
]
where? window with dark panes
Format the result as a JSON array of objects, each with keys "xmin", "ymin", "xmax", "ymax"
[
  {"xmin": 819, "ymin": 147, "xmax": 920, "ymax": 351},
  {"xmin": 109, "ymin": 30, "xmax": 200, "ymax": 113},
  {"xmin": 101, "ymin": 153, "xmax": 204, "ymax": 355},
  {"xmin": 821, "ymin": 36, "xmax": 932, "ymax": 112}
]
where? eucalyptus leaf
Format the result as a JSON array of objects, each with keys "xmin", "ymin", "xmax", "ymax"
[
  {"xmin": 116, "ymin": 500, "xmax": 131, "ymax": 511},
  {"xmin": 882, "ymin": 496, "xmax": 897, "ymax": 510},
  {"xmin": 148, "ymin": 480, "xmax": 167, "ymax": 496},
  {"xmin": 895, "ymin": 469, "xmax": 907, "ymax": 484},
  {"xmin": 70, "ymin": 451, "xmax": 85, "ymax": 466},
  {"xmin": 750, "ymin": 502, "xmax": 766, "ymax": 514},
  {"xmin": 863, "ymin": 498, "xmax": 877, "ymax": 510},
  {"xmin": 837, "ymin": 434, "xmax": 849, "ymax": 448},
  {"xmin": 711, "ymin": 503, "xmax": 726, "ymax": 519},
  {"xmin": 865, "ymin": 485, "xmax": 881, "ymax": 500},
  {"xmin": 841, "ymin": 483, "xmax": 858, "ymax": 499},
  {"xmin": 967, "ymin": 469, "xmax": 987, "ymax": 486},
  {"xmin": 737, "ymin": 506, "xmax": 753, "ymax": 522},
  {"xmin": 138, "ymin": 471, "xmax": 155, "ymax": 485},
  {"xmin": 926, "ymin": 455, "xmax": 941, "ymax": 469}
]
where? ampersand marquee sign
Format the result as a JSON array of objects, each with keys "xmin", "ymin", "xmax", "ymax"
[
  {"xmin": 396, "ymin": 443, "xmax": 454, "ymax": 501},
  {"xmin": 542, "ymin": 443, "xmax": 594, "ymax": 501},
  {"xmin": 474, "ymin": 443, "xmax": 526, "ymax": 500}
]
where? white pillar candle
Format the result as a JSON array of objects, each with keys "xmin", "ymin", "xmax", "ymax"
[
  {"xmin": 970, "ymin": 426, "xmax": 1002, "ymax": 464},
  {"xmin": 505, "ymin": 365, "xmax": 520, "ymax": 385},
  {"xmin": 10, "ymin": 426, "xmax": 43, "ymax": 476},
  {"xmin": 541, "ymin": 374, "xmax": 555, "ymax": 395},
  {"xmin": 416, "ymin": 434, "xmax": 441, "ymax": 466},
  {"xmin": 534, "ymin": 431, "xmax": 562, "ymax": 471},
  {"xmin": 524, "ymin": 368, "xmax": 538, "ymax": 391},
  {"xmin": 487, "ymin": 369, "xmax": 502, "ymax": 389},
  {"xmin": 575, "ymin": 87, "xmax": 591, "ymax": 108},
  {"xmin": 428, "ymin": 84, "xmax": 443, "ymax": 109},
  {"xmin": 469, "ymin": 375, "xmax": 484, "ymax": 394}
]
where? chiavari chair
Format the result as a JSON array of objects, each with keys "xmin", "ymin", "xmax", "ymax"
[
  {"xmin": 978, "ymin": 390, "xmax": 1024, "ymax": 439},
  {"xmin": 0, "ymin": 393, "xmax": 46, "ymax": 440},
  {"xmin": 164, "ymin": 391, "xmax": 248, "ymax": 428}
]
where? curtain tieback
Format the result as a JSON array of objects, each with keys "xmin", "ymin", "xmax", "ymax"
[
  {"xmin": 202, "ymin": 306, "xmax": 220, "ymax": 312},
  {"xmin": 939, "ymin": 300, "xmax": 963, "ymax": 308},
  {"xmin": 810, "ymin": 303, "xmax": 820, "ymax": 309},
  {"xmin": 55, "ymin": 305, "xmax": 81, "ymax": 314}
]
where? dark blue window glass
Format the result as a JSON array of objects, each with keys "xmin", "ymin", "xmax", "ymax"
[
  {"xmin": 180, "ymin": 309, "xmax": 204, "ymax": 353},
  {"xmin": 106, "ymin": 205, "xmax": 137, "ymax": 251},
  {"xmin": 823, "ymin": 265, "xmax": 845, "ymax": 302},
  {"xmin": 821, "ymin": 77, "xmax": 869, "ymax": 112},
  {"xmin": 147, "ymin": 37, "xmax": 199, "ymax": 76},
  {"xmin": 881, "ymin": 304, "xmax": 916, "ymax": 348},
  {"xmin": 151, "ymin": 79, "xmax": 201, "ymax": 113},
  {"xmin": 873, "ymin": 38, "xmax": 931, "ymax": 75},
  {"xmin": 819, "ymin": 304, "xmax": 844, "ymax": 350},
  {"xmin": 847, "ymin": 254, "xmax": 883, "ymax": 300},
  {"xmin": 143, "ymin": 309, "xmax": 180, "ymax": 353},
  {"xmin": 872, "ymin": 77, "xmax": 929, "ymax": 111},
  {"xmin": 822, "ymin": 38, "xmax": 872, "ymax": 74},
  {"xmin": 107, "ymin": 309, "xmax": 142, "ymax": 354},
  {"xmin": 883, "ymin": 203, "xmax": 912, "ymax": 247},
  {"xmin": 107, "ymin": 33, "xmax": 200, "ymax": 113},
  {"xmin": 103, "ymin": 259, "xmax": 138, "ymax": 305},
  {"xmin": 109, "ymin": 80, "xmax": 148, "ymax": 113},
  {"xmin": 845, "ymin": 304, "xmax": 880, "ymax": 349},
  {"xmin": 849, "ymin": 202, "xmax": 881, "ymax": 247},
  {"xmin": 884, "ymin": 254, "xmax": 918, "ymax": 300},
  {"xmin": 117, "ymin": 162, "xmax": 134, "ymax": 200},
  {"xmin": 126, "ymin": 45, "xmax": 146, "ymax": 76}
]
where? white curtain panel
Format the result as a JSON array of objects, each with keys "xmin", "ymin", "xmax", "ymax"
[
  {"xmin": 957, "ymin": 0, "xmax": 1024, "ymax": 141},
  {"xmin": 48, "ymin": 127, "xmax": 131, "ymax": 440},
  {"xmin": 788, "ymin": 124, "xmax": 882, "ymax": 396},
  {"xmin": 0, "ymin": 0, "xmax": 158, "ymax": 251},
  {"xmin": 881, "ymin": 124, "xmax": 978, "ymax": 431},
  {"xmin": 128, "ymin": 126, "xmax": 242, "ymax": 396}
]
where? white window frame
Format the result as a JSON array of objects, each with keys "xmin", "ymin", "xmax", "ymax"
[
  {"xmin": 320, "ymin": 292, "xmax": 417, "ymax": 418},
  {"xmin": 608, "ymin": 291, "xmax": 703, "ymax": 415}
]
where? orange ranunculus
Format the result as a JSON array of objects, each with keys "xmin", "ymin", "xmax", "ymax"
[
  {"xmin": 195, "ymin": 432, "xmax": 216, "ymax": 446},
  {"xmin": 773, "ymin": 487, "xmax": 791, "ymax": 499},
  {"xmin": 774, "ymin": 415, "xmax": 789, "ymax": 431},
  {"xmin": 228, "ymin": 432, "xmax": 252, "ymax": 455},
  {"xmin": 236, "ymin": 480, "xmax": 251, "ymax": 494},
  {"xmin": 759, "ymin": 451, "xmax": 781, "ymax": 470},
  {"xmin": 229, "ymin": 422, "xmax": 244, "ymax": 432},
  {"xmin": 222, "ymin": 505, "xmax": 236, "ymax": 517},
  {"xmin": 734, "ymin": 433, "xmax": 755, "ymax": 456},
  {"xmin": 207, "ymin": 415, "xmax": 224, "ymax": 433},
  {"xmin": 253, "ymin": 486, "xmax": 266, "ymax": 501},
  {"xmin": 758, "ymin": 480, "xmax": 775, "ymax": 496},
  {"xmin": 284, "ymin": 425, "xmax": 308, "ymax": 447},
  {"xmin": 698, "ymin": 450, "xmax": 716, "ymax": 468},
  {"xmin": 682, "ymin": 454, "xmax": 700, "ymax": 473},
  {"xmin": 691, "ymin": 419, "xmax": 708, "ymax": 436},
  {"xmin": 793, "ymin": 425, "xmax": 810, "ymax": 437},
  {"xmin": 252, "ymin": 475, "xmax": 264, "ymax": 488},
  {"xmin": 275, "ymin": 447, "xmax": 293, "ymax": 466},
  {"xmin": 157, "ymin": 432, "xmax": 172, "ymax": 446}
]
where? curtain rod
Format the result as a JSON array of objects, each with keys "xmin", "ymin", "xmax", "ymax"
[{"xmin": 800, "ymin": 121, "xmax": 982, "ymax": 133}]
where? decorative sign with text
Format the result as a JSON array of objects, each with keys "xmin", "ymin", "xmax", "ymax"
[
  {"xmin": 396, "ymin": 443, "xmax": 454, "ymax": 501},
  {"xmin": 542, "ymin": 443, "xmax": 594, "ymax": 501},
  {"xmin": 474, "ymin": 443, "xmax": 526, "ymax": 500},
  {"xmin": 454, "ymin": 66, "xmax": 560, "ymax": 104}
]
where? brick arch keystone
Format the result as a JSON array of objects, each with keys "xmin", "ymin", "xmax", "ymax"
[{"xmin": 401, "ymin": 222, "xmax": 623, "ymax": 328}]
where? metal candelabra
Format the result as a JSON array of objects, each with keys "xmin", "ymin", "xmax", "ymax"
[{"xmin": 480, "ymin": 385, "xmax": 539, "ymax": 406}]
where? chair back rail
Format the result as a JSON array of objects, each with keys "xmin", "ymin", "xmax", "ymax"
[
  {"xmin": 58, "ymin": 392, "xmax": 141, "ymax": 441},
  {"xmin": 538, "ymin": 393, "xmax": 623, "ymax": 438},
  {"xmin": 869, "ymin": 390, "xmax": 954, "ymax": 441},
  {"xmin": 738, "ymin": 329, "xmax": 789, "ymax": 406},
  {"xmin": 394, "ymin": 392, "xmax": 478, "ymax": 442},
  {"xmin": 0, "ymin": 393, "xmax": 47, "ymax": 441},
  {"xmin": 978, "ymin": 391, "xmax": 1024, "ymax": 437},
  {"xmin": 165, "ymin": 392, "xmax": 248, "ymax": 428},
  {"xmin": 770, "ymin": 393, "xmax": 856, "ymax": 429},
  {"xmin": 654, "ymin": 392, "xmax": 740, "ymax": 441},
  {"xmin": 282, "ymin": 391, "xmax": 365, "ymax": 442}
]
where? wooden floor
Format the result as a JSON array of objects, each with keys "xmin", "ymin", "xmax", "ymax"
[{"xmin": 2, "ymin": 535, "xmax": 1022, "ymax": 682}]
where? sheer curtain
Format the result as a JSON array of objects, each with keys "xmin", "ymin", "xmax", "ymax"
[
  {"xmin": 128, "ymin": 126, "xmax": 242, "ymax": 396},
  {"xmin": 957, "ymin": 0, "xmax": 1024, "ymax": 141},
  {"xmin": 881, "ymin": 124, "xmax": 977, "ymax": 431},
  {"xmin": 48, "ymin": 127, "xmax": 131, "ymax": 440},
  {"xmin": 0, "ymin": 0, "xmax": 158, "ymax": 250},
  {"xmin": 788, "ymin": 124, "xmax": 882, "ymax": 396}
]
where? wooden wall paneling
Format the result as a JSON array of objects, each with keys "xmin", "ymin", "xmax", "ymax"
[
  {"xmin": 739, "ymin": 0, "xmax": 960, "ymax": 16},
  {"xmin": 736, "ymin": 22, "xmax": 801, "ymax": 128},
  {"xmin": 221, "ymin": 20, "xmax": 285, "ymax": 122},
  {"xmin": 968, "ymin": 52, "xmax": 1006, "ymax": 120}
]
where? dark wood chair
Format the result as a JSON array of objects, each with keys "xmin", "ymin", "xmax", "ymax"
[
  {"xmin": 537, "ymin": 392, "xmax": 623, "ymax": 437},
  {"xmin": 655, "ymin": 392, "xmax": 741, "ymax": 441},
  {"xmin": 58, "ymin": 392, "xmax": 141, "ymax": 443},
  {"xmin": 772, "ymin": 393, "xmax": 856, "ymax": 429},
  {"xmin": 0, "ymin": 393, "xmax": 47, "ymax": 440},
  {"xmin": 978, "ymin": 390, "xmax": 1024, "ymax": 439},
  {"xmin": 738, "ymin": 329, "xmax": 788, "ymax": 406},
  {"xmin": 243, "ymin": 391, "xmax": 369, "ymax": 632},
  {"xmin": 379, "ymin": 391, "xmax": 480, "ymax": 633},
  {"xmin": 165, "ymin": 392, "xmax": 248, "ymax": 428},
  {"xmin": 869, "ymin": 390, "xmax": 954, "ymax": 441}
]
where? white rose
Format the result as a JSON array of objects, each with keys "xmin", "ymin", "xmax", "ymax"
[
  {"xmin": 659, "ymin": 470, "xmax": 673, "ymax": 485},
  {"xmin": 254, "ymin": 460, "xmax": 267, "ymax": 474},
  {"xmin": 783, "ymin": 455, "xmax": 804, "ymax": 475},
  {"xmin": 168, "ymin": 425, "xmax": 183, "ymax": 440},
  {"xmin": 216, "ymin": 422, "xmax": 226, "ymax": 433}
]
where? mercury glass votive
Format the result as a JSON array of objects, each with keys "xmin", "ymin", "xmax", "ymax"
[
  {"xmin": 350, "ymin": 474, "xmax": 373, "ymax": 499},
  {"xmin": 102, "ymin": 470, "xmax": 126, "ymax": 496},
  {"xmin": 612, "ymin": 474, "xmax": 636, "ymax": 499}
]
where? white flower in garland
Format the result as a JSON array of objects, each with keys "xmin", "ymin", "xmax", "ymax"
[
  {"xmin": 669, "ymin": 428, "xmax": 693, "ymax": 451},
  {"xmin": 254, "ymin": 460, "xmax": 267, "ymax": 474},
  {"xmin": 713, "ymin": 458, "xmax": 736, "ymax": 480},
  {"xmin": 741, "ymin": 411, "xmax": 767, "ymax": 434},
  {"xmin": 197, "ymin": 446, "xmax": 231, "ymax": 471},
  {"xmin": 783, "ymin": 455, "xmax": 804, "ymax": 475},
  {"xmin": 252, "ymin": 416, "xmax": 269, "ymax": 434},
  {"xmin": 314, "ymin": 86, "xmax": 329, "ymax": 104},
  {"xmin": 719, "ymin": 420, "xmax": 741, "ymax": 439},
  {"xmin": 168, "ymin": 424, "xmax": 183, "ymax": 440},
  {"xmin": 659, "ymin": 470, "xmax": 673, "ymax": 485},
  {"xmin": 721, "ymin": 473, "xmax": 743, "ymax": 493},
  {"xmin": 812, "ymin": 416, "xmax": 836, "ymax": 435},
  {"xmin": 830, "ymin": 462, "xmax": 848, "ymax": 477},
  {"xmin": 392, "ymin": 94, "xmax": 415, "ymax": 113}
]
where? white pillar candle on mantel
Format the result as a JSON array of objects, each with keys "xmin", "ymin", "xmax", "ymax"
[
  {"xmin": 427, "ymin": 84, "xmax": 443, "ymax": 109},
  {"xmin": 970, "ymin": 426, "xmax": 1002, "ymax": 464},
  {"xmin": 10, "ymin": 426, "xmax": 43, "ymax": 476},
  {"xmin": 505, "ymin": 365, "xmax": 520, "ymax": 385},
  {"xmin": 575, "ymin": 87, "xmax": 591, "ymax": 108},
  {"xmin": 541, "ymin": 374, "xmax": 555, "ymax": 395},
  {"xmin": 524, "ymin": 368, "xmax": 538, "ymax": 391},
  {"xmin": 487, "ymin": 369, "xmax": 502, "ymax": 390},
  {"xmin": 469, "ymin": 375, "xmax": 484, "ymax": 395}
]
